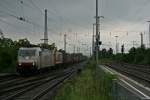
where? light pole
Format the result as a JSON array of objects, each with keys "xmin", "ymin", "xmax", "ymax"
[{"xmin": 64, "ymin": 34, "xmax": 67, "ymax": 52}]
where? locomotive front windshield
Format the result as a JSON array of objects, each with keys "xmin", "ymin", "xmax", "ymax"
[{"xmin": 18, "ymin": 50, "xmax": 36, "ymax": 57}]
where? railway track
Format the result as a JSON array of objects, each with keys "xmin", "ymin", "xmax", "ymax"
[
  {"xmin": 0, "ymin": 69, "xmax": 63, "ymax": 90},
  {"xmin": 0, "ymin": 74, "xmax": 19, "ymax": 83},
  {"xmin": 0, "ymin": 66, "xmax": 77, "ymax": 100},
  {"xmin": 123, "ymin": 63, "xmax": 150, "ymax": 74},
  {"xmin": 106, "ymin": 62, "xmax": 150, "ymax": 87}
]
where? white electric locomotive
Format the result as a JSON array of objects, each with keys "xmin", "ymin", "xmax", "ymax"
[{"xmin": 17, "ymin": 47, "xmax": 55, "ymax": 73}]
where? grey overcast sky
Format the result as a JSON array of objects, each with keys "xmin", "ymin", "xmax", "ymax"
[{"xmin": 0, "ymin": 0, "xmax": 150, "ymax": 55}]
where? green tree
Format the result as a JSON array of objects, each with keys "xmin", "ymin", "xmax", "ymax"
[
  {"xmin": 0, "ymin": 38, "xmax": 14, "ymax": 47},
  {"xmin": 17, "ymin": 38, "xmax": 30, "ymax": 47}
]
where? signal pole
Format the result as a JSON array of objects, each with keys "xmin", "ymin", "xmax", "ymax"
[
  {"xmin": 115, "ymin": 36, "xmax": 118, "ymax": 54},
  {"xmin": 64, "ymin": 34, "xmax": 67, "ymax": 52}
]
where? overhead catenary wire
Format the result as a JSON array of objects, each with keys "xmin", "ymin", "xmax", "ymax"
[
  {"xmin": 18, "ymin": 0, "xmax": 89, "ymax": 36},
  {"xmin": 0, "ymin": 9, "xmax": 42, "ymax": 28},
  {"xmin": 28, "ymin": 0, "xmax": 44, "ymax": 15},
  {"xmin": 35, "ymin": 0, "xmax": 88, "ymax": 30},
  {"xmin": 0, "ymin": 18, "xmax": 20, "ymax": 30},
  {"xmin": 0, "ymin": 1, "xmax": 18, "ymax": 16},
  {"xmin": 0, "ymin": 9, "xmax": 57, "ymax": 42}
]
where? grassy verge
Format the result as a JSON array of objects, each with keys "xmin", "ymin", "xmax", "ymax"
[
  {"xmin": 54, "ymin": 61, "xmax": 116, "ymax": 100},
  {"xmin": 99, "ymin": 58, "xmax": 113, "ymax": 65}
]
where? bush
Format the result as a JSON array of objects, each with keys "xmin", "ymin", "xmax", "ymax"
[
  {"xmin": 113, "ymin": 47, "xmax": 150, "ymax": 65},
  {"xmin": 0, "ymin": 47, "xmax": 17, "ymax": 72}
]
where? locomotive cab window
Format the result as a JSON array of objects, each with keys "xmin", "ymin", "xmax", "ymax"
[{"xmin": 18, "ymin": 50, "xmax": 36, "ymax": 57}]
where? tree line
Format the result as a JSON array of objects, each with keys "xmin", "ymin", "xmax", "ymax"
[{"xmin": 99, "ymin": 45, "xmax": 150, "ymax": 65}]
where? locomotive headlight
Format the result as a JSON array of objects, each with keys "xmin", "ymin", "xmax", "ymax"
[
  {"xmin": 18, "ymin": 63, "xmax": 21, "ymax": 66},
  {"xmin": 32, "ymin": 62, "xmax": 35, "ymax": 66}
]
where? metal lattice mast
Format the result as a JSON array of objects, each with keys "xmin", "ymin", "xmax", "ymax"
[{"xmin": 44, "ymin": 9, "xmax": 48, "ymax": 45}]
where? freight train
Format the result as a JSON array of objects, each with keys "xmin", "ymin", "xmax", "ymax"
[{"xmin": 17, "ymin": 47, "xmax": 86, "ymax": 74}]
